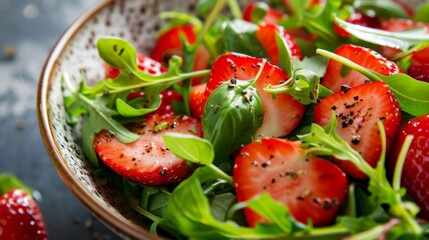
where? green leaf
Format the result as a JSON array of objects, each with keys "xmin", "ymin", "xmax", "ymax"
[
  {"xmin": 116, "ymin": 96, "xmax": 161, "ymax": 117},
  {"xmin": 203, "ymin": 80, "xmax": 264, "ymax": 164},
  {"xmin": 294, "ymin": 55, "xmax": 329, "ymax": 78},
  {"xmin": 0, "ymin": 174, "xmax": 33, "ymax": 195},
  {"xmin": 249, "ymin": 2, "xmax": 269, "ymax": 24},
  {"xmin": 264, "ymin": 68, "xmax": 320, "ymax": 105},
  {"xmin": 275, "ymin": 30, "xmax": 293, "ymax": 76},
  {"xmin": 414, "ymin": 2, "xmax": 429, "ymax": 23},
  {"xmin": 165, "ymin": 167, "xmax": 309, "ymax": 239},
  {"xmin": 196, "ymin": 0, "xmax": 217, "ymax": 17},
  {"xmin": 221, "ymin": 19, "xmax": 268, "ymax": 58},
  {"xmin": 353, "ymin": 0, "xmax": 408, "ymax": 18},
  {"xmin": 163, "ymin": 133, "xmax": 215, "ymax": 166},
  {"xmin": 333, "ymin": 15, "xmax": 429, "ymax": 51},
  {"xmin": 97, "ymin": 37, "xmax": 140, "ymax": 75}
]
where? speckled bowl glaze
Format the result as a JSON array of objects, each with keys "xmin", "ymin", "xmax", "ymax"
[{"xmin": 37, "ymin": 0, "xmax": 425, "ymax": 239}]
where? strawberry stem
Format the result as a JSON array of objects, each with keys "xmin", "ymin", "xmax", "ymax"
[{"xmin": 316, "ymin": 48, "xmax": 382, "ymax": 82}]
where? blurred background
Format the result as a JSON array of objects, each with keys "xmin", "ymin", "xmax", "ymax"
[{"xmin": 0, "ymin": 0, "xmax": 121, "ymax": 239}]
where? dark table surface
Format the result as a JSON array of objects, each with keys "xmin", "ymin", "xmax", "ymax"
[{"xmin": 0, "ymin": 0, "xmax": 121, "ymax": 239}]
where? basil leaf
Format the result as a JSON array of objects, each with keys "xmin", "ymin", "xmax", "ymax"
[
  {"xmin": 333, "ymin": 15, "xmax": 429, "ymax": 50},
  {"xmin": 353, "ymin": 0, "xmax": 408, "ymax": 18},
  {"xmin": 221, "ymin": 19, "xmax": 268, "ymax": 58},
  {"xmin": 163, "ymin": 133, "xmax": 215, "ymax": 166},
  {"xmin": 203, "ymin": 80, "xmax": 264, "ymax": 164}
]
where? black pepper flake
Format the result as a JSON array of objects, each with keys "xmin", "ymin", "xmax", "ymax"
[
  {"xmin": 251, "ymin": 161, "xmax": 258, "ymax": 167},
  {"xmin": 331, "ymin": 106, "xmax": 337, "ymax": 111},
  {"xmin": 353, "ymin": 96, "xmax": 359, "ymax": 101},
  {"xmin": 261, "ymin": 161, "xmax": 270, "ymax": 168},
  {"xmin": 271, "ymin": 178, "xmax": 276, "ymax": 184},
  {"xmin": 379, "ymin": 116, "xmax": 386, "ymax": 121},
  {"xmin": 297, "ymin": 196, "xmax": 305, "ymax": 201},
  {"xmin": 160, "ymin": 167, "xmax": 168, "ymax": 176},
  {"xmin": 312, "ymin": 198, "xmax": 321, "ymax": 205},
  {"xmin": 269, "ymin": 154, "xmax": 274, "ymax": 159},
  {"xmin": 285, "ymin": 171, "xmax": 297, "ymax": 179},
  {"xmin": 341, "ymin": 85, "xmax": 351, "ymax": 93},
  {"xmin": 351, "ymin": 135, "xmax": 361, "ymax": 145},
  {"xmin": 230, "ymin": 78, "xmax": 237, "ymax": 84},
  {"xmin": 323, "ymin": 199, "xmax": 333, "ymax": 210}
]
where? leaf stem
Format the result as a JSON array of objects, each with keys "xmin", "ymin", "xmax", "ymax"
[
  {"xmin": 392, "ymin": 135, "xmax": 413, "ymax": 192},
  {"xmin": 316, "ymin": 49, "xmax": 382, "ymax": 82},
  {"xmin": 106, "ymin": 69, "xmax": 211, "ymax": 95},
  {"xmin": 61, "ymin": 72, "xmax": 76, "ymax": 95},
  {"xmin": 227, "ymin": 0, "xmax": 242, "ymax": 19},
  {"xmin": 208, "ymin": 164, "xmax": 233, "ymax": 185}
]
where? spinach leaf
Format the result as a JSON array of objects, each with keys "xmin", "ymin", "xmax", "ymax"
[
  {"xmin": 414, "ymin": 2, "xmax": 429, "ymax": 23},
  {"xmin": 221, "ymin": 19, "xmax": 268, "ymax": 58},
  {"xmin": 163, "ymin": 133, "xmax": 215, "ymax": 166},
  {"xmin": 353, "ymin": 0, "xmax": 408, "ymax": 18}
]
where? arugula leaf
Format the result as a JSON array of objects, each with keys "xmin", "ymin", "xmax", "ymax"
[
  {"xmin": 333, "ymin": 15, "xmax": 429, "ymax": 51},
  {"xmin": 203, "ymin": 79, "xmax": 264, "ymax": 165},
  {"xmin": 264, "ymin": 68, "xmax": 320, "ymax": 105},
  {"xmin": 77, "ymin": 92, "xmax": 140, "ymax": 167},
  {"xmin": 275, "ymin": 30, "xmax": 293, "ymax": 76},
  {"xmin": 317, "ymin": 48, "xmax": 429, "ymax": 116},
  {"xmin": 163, "ymin": 133, "xmax": 215, "ymax": 166}
]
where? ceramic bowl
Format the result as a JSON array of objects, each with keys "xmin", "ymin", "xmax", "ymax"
[{"xmin": 37, "ymin": 0, "xmax": 425, "ymax": 239}]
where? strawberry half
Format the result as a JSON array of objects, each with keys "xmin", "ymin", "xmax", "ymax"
[
  {"xmin": 322, "ymin": 44, "xmax": 401, "ymax": 93},
  {"xmin": 0, "ymin": 188, "xmax": 48, "ymax": 240},
  {"xmin": 243, "ymin": 2, "xmax": 286, "ymax": 24},
  {"xmin": 202, "ymin": 53, "xmax": 305, "ymax": 138},
  {"xmin": 233, "ymin": 138, "xmax": 348, "ymax": 227},
  {"xmin": 256, "ymin": 23, "xmax": 303, "ymax": 65},
  {"xmin": 314, "ymin": 81, "xmax": 402, "ymax": 179},
  {"xmin": 105, "ymin": 53, "xmax": 167, "ymax": 79},
  {"xmin": 389, "ymin": 114, "xmax": 429, "ymax": 219},
  {"xmin": 149, "ymin": 25, "xmax": 210, "ymax": 85},
  {"xmin": 94, "ymin": 114, "xmax": 202, "ymax": 185}
]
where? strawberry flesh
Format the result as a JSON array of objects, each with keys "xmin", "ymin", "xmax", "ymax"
[
  {"xmin": 233, "ymin": 138, "xmax": 348, "ymax": 227},
  {"xmin": 94, "ymin": 114, "xmax": 202, "ymax": 185},
  {"xmin": 314, "ymin": 81, "xmax": 402, "ymax": 179}
]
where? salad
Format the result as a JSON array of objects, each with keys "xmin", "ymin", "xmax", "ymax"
[{"xmin": 63, "ymin": 0, "xmax": 429, "ymax": 239}]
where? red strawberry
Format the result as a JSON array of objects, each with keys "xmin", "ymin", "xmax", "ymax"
[
  {"xmin": 243, "ymin": 2, "xmax": 286, "ymax": 24},
  {"xmin": 0, "ymin": 189, "xmax": 48, "ymax": 240},
  {"xmin": 389, "ymin": 114, "xmax": 429, "ymax": 219},
  {"xmin": 189, "ymin": 83, "xmax": 206, "ymax": 120},
  {"xmin": 407, "ymin": 46, "xmax": 429, "ymax": 83},
  {"xmin": 256, "ymin": 23, "xmax": 303, "ymax": 65},
  {"xmin": 149, "ymin": 25, "xmax": 210, "ymax": 85},
  {"xmin": 380, "ymin": 19, "xmax": 429, "ymax": 58},
  {"xmin": 322, "ymin": 44, "xmax": 401, "ymax": 93},
  {"xmin": 314, "ymin": 81, "xmax": 402, "ymax": 179},
  {"xmin": 202, "ymin": 53, "xmax": 305, "ymax": 138},
  {"xmin": 233, "ymin": 138, "xmax": 348, "ymax": 227},
  {"xmin": 94, "ymin": 114, "xmax": 202, "ymax": 185},
  {"xmin": 105, "ymin": 53, "xmax": 167, "ymax": 79},
  {"xmin": 333, "ymin": 11, "xmax": 380, "ymax": 38}
]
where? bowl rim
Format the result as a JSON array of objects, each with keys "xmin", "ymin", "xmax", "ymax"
[{"xmin": 37, "ymin": 0, "xmax": 159, "ymax": 239}]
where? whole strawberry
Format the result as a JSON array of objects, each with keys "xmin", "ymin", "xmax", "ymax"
[{"xmin": 389, "ymin": 114, "xmax": 429, "ymax": 219}]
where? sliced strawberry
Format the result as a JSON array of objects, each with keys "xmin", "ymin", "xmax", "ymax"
[
  {"xmin": 202, "ymin": 53, "xmax": 305, "ymax": 138},
  {"xmin": 333, "ymin": 11, "xmax": 380, "ymax": 38},
  {"xmin": 314, "ymin": 81, "xmax": 402, "ymax": 179},
  {"xmin": 94, "ymin": 114, "xmax": 203, "ymax": 185},
  {"xmin": 0, "ymin": 189, "xmax": 48, "ymax": 240},
  {"xmin": 189, "ymin": 83, "xmax": 206, "ymax": 120},
  {"xmin": 243, "ymin": 2, "xmax": 286, "ymax": 24},
  {"xmin": 149, "ymin": 25, "xmax": 210, "ymax": 85},
  {"xmin": 105, "ymin": 53, "xmax": 167, "ymax": 79},
  {"xmin": 407, "ymin": 46, "xmax": 429, "ymax": 83},
  {"xmin": 322, "ymin": 44, "xmax": 401, "ymax": 93},
  {"xmin": 389, "ymin": 114, "xmax": 429, "ymax": 219},
  {"xmin": 233, "ymin": 138, "xmax": 348, "ymax": 227},
  {"xmin": 256, "ymin": 23, "xmax": 303, "ymax": 65},
  {"xmin": 380, "ymin": 19, "xmax": 429, "ymax": 58}
]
